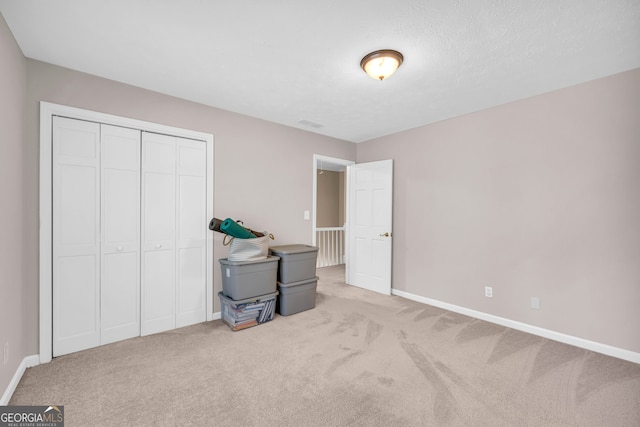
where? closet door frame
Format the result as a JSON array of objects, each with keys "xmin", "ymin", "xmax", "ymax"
[{"xmin": 39, "ymin": 102, "xmax": 215, "ymax": 364}]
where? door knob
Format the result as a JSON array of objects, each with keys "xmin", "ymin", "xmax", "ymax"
[
  {"xmin": 155, "ymin": 244, "xmax": 162, "ymax": 249},
  {"xmin": 379, "ymin": 232, "xmax": 391, "ymax": 237},
  {"xmin": 116, "ymin": 246, "xmax": 124, "ymax": 252}
]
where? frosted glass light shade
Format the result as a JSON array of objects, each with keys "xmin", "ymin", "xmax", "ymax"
[{"xmin": 360, "ymin": 50, "xmax": 404, "ymax": 81}]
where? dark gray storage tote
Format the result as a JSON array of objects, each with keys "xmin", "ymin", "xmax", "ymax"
[
  {"xmin": 269, "ymin": 245, "xmax": 318, "ymax": 284},
  {"xmin": 219, "ymin": 256, "xmax": 279, "ymax": 300},
  {"xmin": 277, "ymin": 276, "xmax": 318, "ymax": 316}
]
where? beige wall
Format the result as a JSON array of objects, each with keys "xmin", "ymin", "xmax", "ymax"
[
  {"xmin": 317, "ymin": 170, "xmax": 341, "ymax": 227},
  {"xmin": 357, "ymin": 68, "xmax": 640, "ymax": 353},
  {"xmin": 22, "ymin": 60, "xmax": 356, "ymax": 355},
  {"xmin": 0, "ymin": 13, "xmax": 27, "ymax": 398}
]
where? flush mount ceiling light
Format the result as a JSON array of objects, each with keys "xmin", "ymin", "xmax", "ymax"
[{"xmin": 360, "ymin": 49, "xmax": 404, "ymax": 81}]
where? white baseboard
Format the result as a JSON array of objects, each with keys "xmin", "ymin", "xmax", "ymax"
[
  {"xmin": 211, "ymin": 311, "xmax": 221, "ymax": 321},
  {"xmin": 392, "ymin": 289, "xmax": 640, "ymax": 364},
  {"xmin": 1, "ymin": 355, "xmax": 40, "ymax": 405}
]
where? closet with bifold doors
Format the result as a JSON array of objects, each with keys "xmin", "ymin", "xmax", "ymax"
[{"xmin": 52, "ymin": 115, "xmax": 207, "ymax": 357}]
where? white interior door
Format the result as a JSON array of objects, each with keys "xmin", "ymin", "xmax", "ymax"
[
  {"xmin": 52, "ymin": 117, "xmax": 101, "ymax": 356},
  {"xmin": 175, "ymin": 138, "xmax": 207, "ymax": 327},
  {"xmin": 141, "ymin": 132, "xmax": 177, "ymax": 336},
  {"xmin": 100, "ymin": 124, "xmax": 141, "ymax": 345},
  {"xmin": 347, "ymin": 159, "xmax": 393, "ymax": 295}
]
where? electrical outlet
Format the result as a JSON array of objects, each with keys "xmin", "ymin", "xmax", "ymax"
[
  {"xmin": 304, "ymin": 210, "xmax": 310, "ymax": 220},
  {"xmin": 3, "ymin": 342, "xmax": 8, "ymax": 365},
  {"xmin": 485, "ymin": 286, "xmax": 493, "ymax": 298},
  {"xmin": 531, "ymin": 297, "xmax": 541, "ymax": 310}
]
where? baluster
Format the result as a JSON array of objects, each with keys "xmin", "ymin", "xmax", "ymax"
[
  {"xmin": 321, "ymin": 230, "xmax": 325, "ymax": 268},
  {"xmin": 331, "ymin": 230, "xmax": 336, "ymax": 265}
]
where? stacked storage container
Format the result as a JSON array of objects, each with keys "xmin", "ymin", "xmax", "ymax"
[
  {"xmin": 218, "ymin": 256, "xmax": 279, "ymax": 330},
  {"xmin": 269, "ymin": 245, "xmax": 319, "ymax": 316}
]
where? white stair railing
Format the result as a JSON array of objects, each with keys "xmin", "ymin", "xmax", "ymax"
[{"xmin": 315, "ymin": 227, "xmax": 345, "ymax": 267}]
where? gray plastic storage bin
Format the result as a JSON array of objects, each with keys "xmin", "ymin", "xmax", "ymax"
[
  {"xmin": 269, "ymin": 245, "xmax": 318, "ymax": 284},
  {"xmin": 277, "ymin": 276, "xmax": 318, "ymax": 316},
  {"xmin": 218, "ymin": 291, "xmax": 278, "ymax": 331},
  {"xmin": 219, "ymin": 256, "xmax": 279, "ymax": 300}
]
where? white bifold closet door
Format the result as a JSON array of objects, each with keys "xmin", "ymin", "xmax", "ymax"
[
  {"xmin": 100, "ymin": 124, "xmax": 142, "ymax": 345},
  {"xmin": 140, "ymin": 132, "xmax": 177, "ymax": 335},
  {"xmin": 52, "ymin": 117, "xmax": 102, "ymax": 356},
  {"xmin": 141, "ymin": 132, "xmax": 207, "ymax": 336},
  {"xmin": 174, "ymin": 137, "xmax": 207, "ymax": 328},
  {"xmin": 53, "ymin": 117, "xmax": 206, "ymax": 357}
]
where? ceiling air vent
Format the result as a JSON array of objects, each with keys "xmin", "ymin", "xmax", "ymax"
[{"xmin": 298, "ymin": 119, "xmax": 324, "ymax": 129}]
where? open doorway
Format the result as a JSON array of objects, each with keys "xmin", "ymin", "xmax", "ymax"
[{"xmin": 312, "ymin": 155, "xmax": 354, "ymax": 273}]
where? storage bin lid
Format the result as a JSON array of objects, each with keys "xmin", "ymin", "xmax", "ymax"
[
  {"xmin": 277, "ymin": 276, "xmax": 319, "ymax": 288},
  {"xmin": 269, "ymin": 245, "xmax": 318, "ymax": 255},
  {"xmin": 218, "ymin": 290, "xmax": 279, "ymax": 305},
  {"xmin": 219, "ymin": 255, "xmax": 280, "ymax": 266}
]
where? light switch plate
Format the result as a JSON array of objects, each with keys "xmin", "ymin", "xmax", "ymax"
[{"xmin": 531, "ymin": 297, "xmax": 541, "ymax": 310}]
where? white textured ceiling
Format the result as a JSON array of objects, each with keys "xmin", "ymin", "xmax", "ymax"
[{"xmin": 2, "ymin": 0, "xmax": 639, "ymax": 143}]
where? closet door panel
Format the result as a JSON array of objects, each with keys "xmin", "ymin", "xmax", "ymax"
[
  {"xmin": 143, "ymin": 173, "xmax": 175, "ymax": 243},
  {"xmin": 141, "ymin": 133, "xmax": 176, "ymax": 335},
  {"xmin": 176, "ymin": 139, "xmax": 207, "ymax": 327},
  {"xmin": 178, "ymin": 175, "xmax": 205, "ymax": 240},
  {"xmin": 177, "ymin": 247, "xmax": 204, "ymax": 319},
  {"xmin": 143, "ymin": 250, "xmax": 175, "ymax": 324},
  {"xmin": 58, "ymin": 165, "xmax": 98, "ymax": 246},
  {"xmin": 101, "ymin": 252, "xmax": 139, "ymax": 341},
  {"xmin": 103, "ymin": 169, "xmax": 139, "ymax": 246},
  {"xmin": 101, "ymin": 125, "xmax": 141, "ymax": 345},
  {"xmin": 54, "ymin": 255, "xmax": 99, "ymax": 356},
  {"xmin": 52, "ymin": 117, "xmax": 101, "ymax": 357}
]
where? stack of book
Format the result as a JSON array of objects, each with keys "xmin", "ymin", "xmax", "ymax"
[
  {"xmin": 218, "ymin": 291, "xmax": 278, "ymax": 331},
  {"xmin": 223, "ymin": 301, "xmax": 265, "ymax": 331}
]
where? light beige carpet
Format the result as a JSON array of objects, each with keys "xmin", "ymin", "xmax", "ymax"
[{"xmin": 10, "ymin": 265, "xmax": 640, "ymax": 426}]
